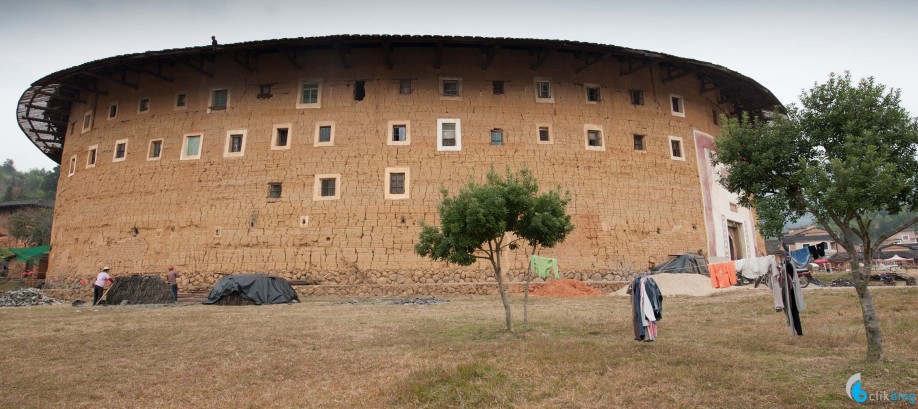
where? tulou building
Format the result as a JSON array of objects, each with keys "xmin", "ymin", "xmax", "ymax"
[{"xmin": 17, "ymin": 35, "xmax": 781, "ymax": 294}]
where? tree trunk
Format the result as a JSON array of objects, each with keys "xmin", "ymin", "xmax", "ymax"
[
  {"xmin": 523, "ymin": 243, "xmax": 537, "ymax": 326},
  {"xmin": 493, "ymin": 247, "xmax": 513, "ymax": 332},
  {"xmin": 852, "ymin": 251, "xmax": 883, "ymax": 362}
]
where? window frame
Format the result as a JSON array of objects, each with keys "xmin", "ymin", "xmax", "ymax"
[
  {"xmin": 630, "ymin": 90, "xmax": 645, "ymax": 106},
  {"xmin": 271, "ymin": 124, "xmax": 292, "ymax": 150},
  {"xmin": 181, "ymin": 133, "xmax": 204, "ymax": 160},
  {"xmin": 113, "ymin": 139, "xmax": 128, "ymax": 162},
  {"xmin": 208, "ymin": 88, "xmax": 230, "ymax": 113},
  {"xmin": 633, "ymin": 134, "xmax": 646, "ymax": 152},
  {"xmin": 107, "ymin": 102, "xmax": 118, "ymax": 120},
  {"xmin": 296, "ymin": 79, "xmax": 322, "ymax": 109},
  {"xmin": 387, "ymin": 120, "xmax": 411, "ymax": 146},
  {"xmin": 493, "ymin": 80, "xmax": 505, "ymax": 95},
  {"xmin": 384, "ymin": 167, "xmax": 411, "ymax": 200},
  {"xmin": 490, "ymin": 128, "xmax": 504, "ymax": 146},
  {"xmin": 399, "ymin": 79, "xmax": 412, "ymax": 95},
  {"xmin": 585, "ymin": 84, "xmax": 601, "ymax": 104},
  {"xmin": 536, "ymin": 125, "xmax": 553, "ymax": 144},
  {"xmin": 534, "ymin": 77, "xmax": 554, "ymax": 103},
  {"xmin": 439, "ymin": 77, "xmax": 462, "ymax": 100},
  {"xmin": 147, "ymin": 139, "xmax": 163, "ymax": 161},
  {"xmin": 584, "ymin": 124, "xmax": 605, "ymax": 151},
  {"xmin": 174, "ymin": 92, "xmax": 188, "ymax": 110},
  {"xmin": 137, "ymin": 97, "xmax": 151, "ymax": 114},
  {"xmin": 668, "ymin": 135, "xmax": 686, "ymax": 160},
  {"xmin": 81, "ymin": 110, "xmax": 93, "ymax": 134},
  {"xmin": 314, "ymin": 121, "xmax": 335, "ymax": 147},
  {"xmin": 223, "ymin": 129, "xmax": 247, "ymax": 158},
  {"xmin": 86, "ymin": 145, "xmax": 98, "ymax": 168},
  {"xmin": 670, "ymin": 94, "xmax": 685, "ymax": 117},
  {"xmin": 313, "ymin": 174, "xmax": 342, "ymax": 201},
  {"xmin": 68, "ymin": 155, "xmax": 76, "ymax": 177},
  {"xmin": 436, "ymin": 118, "xmax": 462, "ymax": 152},
  {"xmin": 267, "ymin": 183, "xmax": 283, "ymax": 200}
]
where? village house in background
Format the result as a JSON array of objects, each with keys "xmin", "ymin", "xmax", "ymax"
[
  {"xmin": 782, "ymin": 224, "xmax": 918, "ymax": 270},
  {"xmin": 15, "ymin": 35, "xmax": 782, "ymax": 294},
  {"xmin": 0, "ymin": 199, "xmax": 53, "ymax": 248}
]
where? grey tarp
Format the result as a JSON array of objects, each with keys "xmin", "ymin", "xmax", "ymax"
[
  {"xmin": 203, "ymin": 274, "xmax": 300, "ymax": 305},
  {"xmin": 651, "ymin": 254, "xmax": 709, "ymax": 276}
]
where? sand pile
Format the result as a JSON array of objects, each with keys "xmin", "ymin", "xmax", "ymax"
[
  {"xmin": 530, "ymin": 278, "xmax": 602, "ymax": 297},
  {"xmin": 614, "ymin": 273, "xmax": 747, "ymax": 297}
]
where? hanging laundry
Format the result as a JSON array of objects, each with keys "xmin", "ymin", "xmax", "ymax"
[
  {"xmin": 779, "ymin": 258, "xmax": 805, "ymax": 336},
  {"xmin": 628, "ymin": 274, "xmax": 663, "ymax": 341},
  {"xmin": 788, "ymin": 248, "xmax": 811, "ymax": 270},
  {"xmin": 735, "ymin": 255, "xmax": 774, "ymax": 280},
  {"xmin": 529, "ymin": 255, "xmax": 560, "ymax": 279},
  {"xmin": 708, "ymin": 261, "xmax": 737, "ymax": 288}
]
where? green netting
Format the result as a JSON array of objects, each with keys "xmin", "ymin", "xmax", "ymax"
[{"xmin": 7, "ymin": 245, "xmax": 50, "ymax": 262}]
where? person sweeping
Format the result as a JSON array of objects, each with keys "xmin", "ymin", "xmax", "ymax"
[
  {"xmin": 93, "ymin": 266, "xmax": 114, "ymax": 305},
  {"xmin": 166, "ymin": 266, "xmax": 181, "ymax": 302}
]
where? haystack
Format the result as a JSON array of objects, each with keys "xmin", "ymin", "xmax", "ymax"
[{"xmin": 106, "ymin": 275, "xmax": 173, "ymax": 305}]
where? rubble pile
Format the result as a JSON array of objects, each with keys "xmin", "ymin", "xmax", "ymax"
[
  {"xmin": 0, "ymin": 288, "xmax": 62, "ymax": 307},
  {"xmin": 106, "ymin": 275, "xmax": 174, "ymax": 305},
  {"xmin": 389, "ymin": 297, "xmax": 450, "ymax": 305}
]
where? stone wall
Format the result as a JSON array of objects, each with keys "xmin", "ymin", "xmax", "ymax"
[{"xmin": 48, "ymin": 44, "xmax": 749, "ymax": 285}]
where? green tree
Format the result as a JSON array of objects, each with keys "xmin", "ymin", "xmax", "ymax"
[
  {"xmin": 2, "ymin": 185, "xmax": 12, "ymax": 201},
  {"xmin": 714, "ymin": 72, "xmax": 918, "ymax": 361},
  {"xmin": 6, "ymin": 208, "xmax": 53, "ymax": 246},
  {"xmin": 415, "ymin": 168, "xmax": 573, "ymax": 332}
]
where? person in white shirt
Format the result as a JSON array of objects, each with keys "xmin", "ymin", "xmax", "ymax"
[{"xmin": 93, "ymin": 267, "xmax": 113, "ymax": 305}]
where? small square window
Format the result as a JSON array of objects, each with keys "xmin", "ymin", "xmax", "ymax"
[
  {"xmin": 393, "ymin": 125, "xmax": 407, "ymax": 142},
  {"xmin": 493, "ymin": 81, "xmax": 505, "ymax": 95},
  {"xmin": 113, "ymin": 139, "xmax": 128, "ymax": 162},
  {"xmin": 81, "ymin": 111, "xmax": 93, "ymax": 133},
  {"xmin": 587, "ymin": 130, "xmax": 602, "ymax": 147},
  {"xmin": 538, "ymin": 126, "xmax": 552, "ymax": 144},
  {"xmin": 671, "ymin": 94, "xmax": 685, "ymax": 117},
  {"xmin": 490, "ymin": 129, "xmax": 504, "ymax": 146},
  {"xmin": 389, "ymin": 173, "xmax": 405, "ymax": 194},
  {"xmin": 314, "ymin": 122, "xmax": 335, "ymax": 147},
  {"xmin": 108, "ymin": 103, "xmax": 118, "ymax": 120},
  {"xmin": 631, "ymin": 90, "xmax": 644, "ymax": 105},
  {"xmin": 441, "ymin": 79, "xmax": 460, "ymax": 97},
  {"xmin": 319, "ymin": 126, "xmax": 331, "ymax": 142},
  {"xmin": 633, "ymin": 134, "xmax": 645, "ymax": 151},
  {"xmin": 182, "ymin": 134, "xmax": 202, "ymax": 160},
  {"xmin": 276, "ymin": 128, "xmax": 289, "ymax": 147},
  {"xmin": 387, "ymin": 120, "xmax": 410, "ymax": 146},
  {"xmin": 313, "ymin": 174, "xmax": 341, "ymax": 201},
  {"xmin": 437, "ymin": 119, "xmax": 461, "ymax": 151},
  {"xmin": 399, "ymin": 79, "xmax": 412, "ymax": 95},
  {"xmin": 384, "ymin": 167, "xmax": 410, "ymax": 200},
  {"xmin": 86, "ymin": 145, "xmax": 98, "ymax": 168},
  {"xmin": 586, "ymin": 85, "xmax": 601, "ymax": 103},
  {"xmin": 148, "ymin": 139, "xmax": 163, "ymax": 160},
  {"xmin": 268, "ymin": 183, "xmax": 282, "ymax": 199},
  {"xmin": 301, "ymin": 82, "xmax": 319, "ymax": 104},
  {"xmin": 535, "ymin": 79, "xmax": 552, "ymax": 101},
  {"xmin": 230, "ymin": 134, "xmax": 243, "ymax": 152},
  {"xmin": 210, "ymin": 89, "xmax": 229, "ymax": 111},
  {"xmin": 138, "ymin": 98, "xmax": 150, "ymax": 113},
  {"xmin": 669, "ymin": 136, "xmax": 685, "ymax": 160},
  {"xmin": 175, "ymin": 93, "xmax": 187, "ymax": 108},
  {"xmin": 321, "ymin": 178, "xmax": 336, "ymax": 196},
  {"xmin": 224, "ymin": 130, "xmax": 247, "ymax": 157},
  {"xmin": 354, "ymin": 80, "xmax": 366, "ymax": 101},
  {"xmin": 258, "ymin": 84, "xmax": 273, "ymax": 99}
]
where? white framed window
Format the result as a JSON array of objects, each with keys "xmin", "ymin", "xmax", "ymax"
[
  {"xmin": 534, "ymin": 77, "xmax": 554, "ymax": 103},
  {"xmin": 107, "ymin": 102, "xmax": 118, "ymax": 120},
  {"xmin": 81, "ymin": 110, "xmax": 93, "ymax": 133},
  {"xmin": 669, "ymin": 135, "xmax": 686, "ymax": 160},
  {"xmin": 385, "ymin": 167, "xmax": 411, "ymax": 200},
  {"xmin": 137, "ymin": 97, "xmax": 151, "ymax": 114},
  {"xmin": 272, "ymin": 124, "xmax": 292, "ymax": 150},
  {"xmin": 437, "ymin": 118, "xmax": 462, "ymax": 151},
  {"xmin": 903, "ymin": 235, "xmax": 911, "ymax": 241},
  {"xmin": 86, "ymin": 145, "xmax": 98, "ymax": 168},
  {"xmin": 670, "ymin": 94, "xmax": 685, "ymax": 117},
  {"xmin": 633, "ymin": 134, "xmax": 646, "ymax": 152},
  {"xmin": 208, "ymin": 88, "xmax": 229, "ymax": 113},
  {"xmin": 297, "ymin": 79, "xmax": 322, "ymax": 109},
  {"xmin": 585, "ymin": 84, "xmax": 601, "ymax": 103},
  {"xmin": 584, "ymin": 125, "xmax": 605, "ymax": 151},
  {"xmin": 439, "ymin": 77, "xmax": 462, "ymax": 100},
  {"xmin": 313, "ymin": 174, "xmax": 341, "ymax": 201},
  {"xmin": 147, "ymin": 139, "xmax": 163, "ymax": 161},
  {"xmin": 490, "ymin": 129, "xmax": 504, "ymax": 146},
  {"xmin": 181, "ymin": 133, "xmax": 203, "ymax": 160},
  {"xmin": 314, "ymin": 121, "xmax": 335, "ymax": 147},
  {"xmin": 387, "ymin": 120, "xmax": 410, "ymax": 146},
  {"xmin": 174, "ymin": 92, "xmax": 188, "ymax": 110},
  {"xmin": 223, "ymin": 129, "xmax": 247, "ymax": 158},
  {"xmin": 536, "ymin": 125, "xmax": 553, "ymax": 144},
  {"xmin": 68, "ymin": 155, "xmax": 76, "ymax": 177},
  {"xmin": 113, "ymin": 139, "xmax": 128, "ymax": 162}
]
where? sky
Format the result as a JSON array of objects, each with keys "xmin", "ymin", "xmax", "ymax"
[{"xmin": 1, "ymin": 0, "xmax": 917, "ymax": 171}]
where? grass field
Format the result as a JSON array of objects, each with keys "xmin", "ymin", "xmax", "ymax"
[{"xmin": 1, "ymin": 287, "xmax": 916, "ymax": 408}]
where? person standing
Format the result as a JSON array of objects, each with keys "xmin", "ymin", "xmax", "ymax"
[
  {"xmin": 94, "ymin": 267, "xmax": 113, "ymax": 305},
  {"xmin": 167, "ymin": 266, "xmax": 180, "ymax": 301}
]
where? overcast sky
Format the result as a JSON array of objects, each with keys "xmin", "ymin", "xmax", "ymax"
[{"xmin": 2, "ymin": 0, "xmax": 916, "ymax": 171}]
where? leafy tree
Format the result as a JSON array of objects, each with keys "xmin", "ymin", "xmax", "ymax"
[
  {"xmin": 714, "ymin": 72, "xmax": 918, "ymax": 361},
  {"xmin": 6, "ymin": 208, "xmax": 53, "ymax": 246},
  {"xmin": 1, "ymin": 159, "xmax": 14, "ymax": 173},
  {"xmin": 415, "ymin": 168, "xmax": 573, "ymax": 332},
  {"xmin": 2, "ymin": 185, "xmax": 12, "ymax": 201}
]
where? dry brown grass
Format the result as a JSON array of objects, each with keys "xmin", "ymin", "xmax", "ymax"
[{"xmin": 1, "ymin": 288, "xmax": 916, "ymax": 408}]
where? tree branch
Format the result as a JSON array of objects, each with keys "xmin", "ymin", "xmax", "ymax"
[{"xmin": 871, "ymin": 213, "xmax": 918, "ymax": 252}]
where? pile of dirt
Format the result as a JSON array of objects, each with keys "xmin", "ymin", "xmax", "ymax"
[
  {"xmin": 106, "ymin": 275, "xmax": 173, "ymax": 305},
  {"xmin": 530, "ymin": 278, "xmax": 602, "ymax": 297},
  {"xmin": 0, "ymin": 288, "xmax": 62, "ymax": 307},
  {"xmin": 614, "ymin": 273, "xmax": 747, "ymax": 297}
]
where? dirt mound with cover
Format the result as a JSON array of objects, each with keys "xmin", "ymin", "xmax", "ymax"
[{"xmin": 529, "ymin": 278, "xmax": 603, "ymax": 297}]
